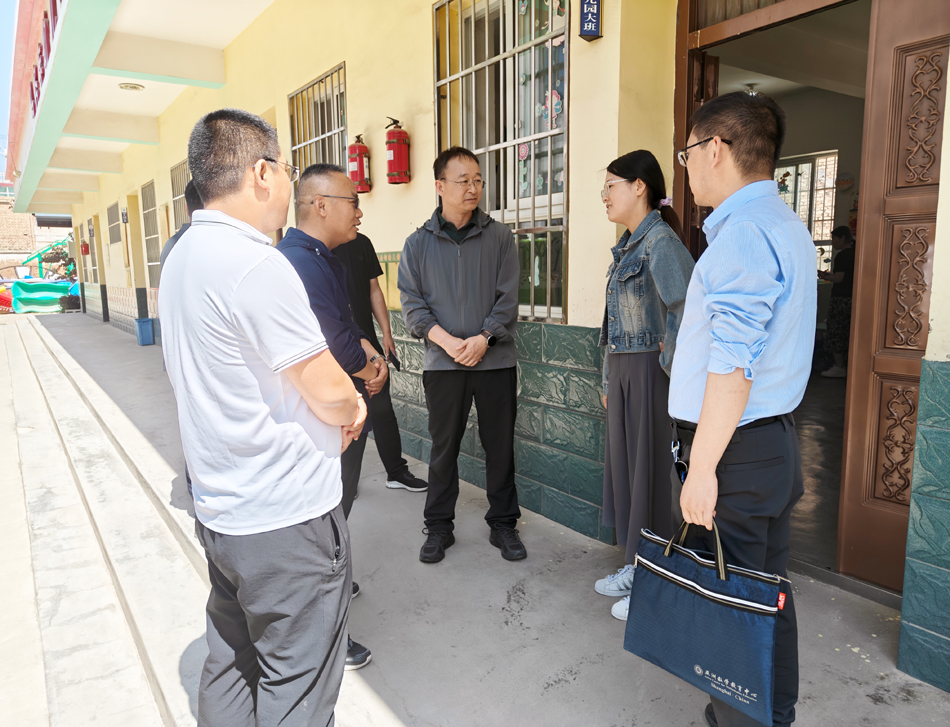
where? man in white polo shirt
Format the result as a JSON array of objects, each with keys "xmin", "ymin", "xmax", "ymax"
[{"xmin": 159, "ymin": 108, "xmax": 366, "ymax": 727}]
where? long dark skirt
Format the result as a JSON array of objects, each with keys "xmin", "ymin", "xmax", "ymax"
[{"xmin": 602, "ymin": 350, "xmax": 673, "ymax": 563}]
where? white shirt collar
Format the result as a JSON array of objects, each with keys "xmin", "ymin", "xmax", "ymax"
[{"xmin": 190, "ymin": 209, "xmax": 274, "ymax": 246}]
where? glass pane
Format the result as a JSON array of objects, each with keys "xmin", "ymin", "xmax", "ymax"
[
  {"xmin": 462, "ymin": 73, "xmax": 474, "ymax": 148},
  {"xmin": 438, "ymin": 85, "xmax": 449, "ymax": 150},
  {"xmin": 517, "ymin": 49, "xmax": 532, "ymax": 139},
  {"xmin": 449, "ymin": 78, "xmax": 462, "ymax": 147},
  {"xmin": 487, "ymin": 0, "xmax": 502, "ymax": 58},
  {"xmin": 461, "ymin": 0, "xmax": 474, "ymax": 70},
  {"xmin": 436, "ymin": 4, "xmax": 448, "ymax": 80},
  {"xmin": 474, "ymin": 0, "xmax": 487, "ymax": 65},
  {"xmin": 534, "ymin": 138, "xmax": 548, "ymax": 196},
  {"xmin": 475, "ymin": 67, "xmax": 488, "ymax": 149},
  {"xmin": 517, "ymin": 140, "xmax": 532, "ymax": 200},
  {"xmin": 550, "ymin": 226, "xmax": 564, "ymax": 312},
  {"xmin": 518, "ymin": 233, "xmax": 533, "ymax": 310},
  {"xmin": 552, "ymin": 0, "xmax": 567, "ymax": 32},
  {"xmin": 552, "ymin": 133, "xmax": 565, "ymax": 193},
  {"xmin": 448, "ymin": 0, "xmax": 460, "ymax": 76},
  {"xmin": 517, "ymin": 0, "xmax": 533, "ymax": 44},
  {"xmin": 533, "ymin": 41, "xmax": 549, "ymax": 134}
]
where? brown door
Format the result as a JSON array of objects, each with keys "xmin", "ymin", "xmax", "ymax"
[{"xmin": 838, "ymin": 0, "xmax": 949, "ymax": 590}]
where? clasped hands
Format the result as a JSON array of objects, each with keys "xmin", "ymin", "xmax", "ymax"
[
  {"xmin": 443, "ymin": 333, "xmax": 489, "ymax": 367},
  {"xmin": 364, "ymin": 352, "xmax": 389, "ymax": 396}
]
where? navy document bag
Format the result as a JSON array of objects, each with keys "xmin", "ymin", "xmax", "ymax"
[{"xmin": 623, "ymin": 521, "xmax": 786, "ymax": 726}]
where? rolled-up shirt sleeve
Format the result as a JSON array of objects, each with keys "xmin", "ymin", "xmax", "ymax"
[
  {"xmin": 481, "ymin": 229, "xmax": 518, "ymax": 343},
  {"xmin": 701, "ymin": 222, "xmax": 784, "ymax": 380},
  {"xmin": 398, "ymin": 236, "xmax": 439, "ymax": 339}
]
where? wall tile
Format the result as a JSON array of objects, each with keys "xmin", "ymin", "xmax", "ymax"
[
  {"xmin": 515, "ymin": 401, "xmax": 544, "ymax": 442},
  {"xmin": 918, "ymin": 359, "xmax": 950, "ymax": 431},
  {"xmin": 389, "ymin": 311, "xmax": 410, "ymax": 340},
  {"xmin": 543, "ymin": 407, "xmax": 603, "ymax": 461},
  {"xmin": 515, "ymin": 475, "xmax": 543, "ymax": 514},
  {"xmin": 458, "ymin": 453, "xmax": 486, "ymax": 488},
  {"xmin": 906, "ymin": 494, "xmax": 950, "ymax": 570},
  {"xmin": 897, "ymin": 622, "xmax": 950, "ymax": 694},
  {"xmin": 599, "ymin": 524, "xmax": 616, "ymax": 545},
  {"xmin": 518, "ymin": 361, "xmax": 568, "ymax": 407},
  {"xmin": 912, "ymin": 425, "xmax": 950, "ymax": 502},
  {"xmin": 473, "ymin": 424, "xmax": 487, "ymax": 459},
  {"xmin": 403, "ymin": 404, "xmax": 430, "ymax": 439},
  {"xmin": 515, "ymin": 322, "xmax": 543, "ymax": 362},
  {"xmin": 542, "ymin": 487, "xmax": 600, "ymax": 539},
  {"xmin": 421, "ymin": 437, "xmax": 432, "ymax": 463},
  {"xmin": 515, "ymin": 440, "xmax": 604, "ymax": 504},
  {"xmin": 401, "ymin": 342, "xmax": 426, "ymax": 375},
  {"xmin": 543, "ymin": 324, "xmax": 602, "ymax": 371},
  {"xmin": 401, "ymin": 432, "xmax": 425, "ymax": 461},
  {"xmin": 390, "ymin": 370, "xmax": 422, "ymax": 404},
  {"xmin": 902, "ymin": 559, "xmax": 950, "ymax": 640},
  {"xmin": 566, "ymin": 369, "xmax": 605, "ymax": 416},
  {"xmin": 460, "ymin": 420, "xmax": 476, "ymax": 456}
]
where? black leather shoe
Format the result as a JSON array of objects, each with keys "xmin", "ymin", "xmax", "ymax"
[
  {"xmin": 489, "ymin": 527, "xmax": 527, "ymax": 560},
  {"xmin": 419, "ymin": 530, "xmax": 455, "ymax": 563},
  {"xmin": 704, "ymin": 703, "xmax": 717, "ymax": 727},
  {"xmin": 352, "ymin": 581, "xmax": 360, "ymax": 599},
  {"xmin": 345, "ymin": 637, "xmax": 371, "ymax": 670}
]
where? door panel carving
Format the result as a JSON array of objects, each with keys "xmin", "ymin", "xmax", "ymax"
[
  {"xmin": 896, "ymin": 41, "xmax": 947, "ymax": 190},
  {"xmin": 871, "ymin": 379, "xmax": 919, "ymax": 506},
  {"xmin": 885, "ymin": 220, "xmax": 935, "ymax": 350}
]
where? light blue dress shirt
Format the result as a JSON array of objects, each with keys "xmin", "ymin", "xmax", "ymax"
[{"xmin": 668, "ymin": 180, "xmax": 817, "ymax": 426}]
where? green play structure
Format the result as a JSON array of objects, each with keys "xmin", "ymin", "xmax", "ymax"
[{"xmin": 0, "ymin": 237, "xmax": 77, "ymax": 314}]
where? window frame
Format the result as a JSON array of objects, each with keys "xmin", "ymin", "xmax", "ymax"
[
  {"xmin": 775, "ymin": 150, "xmax": 839, "ymax": 272},
  {"xmin": 433, "ymin": 0, "xmax": 570, "ymax": 323},
  {"xmin": 170, "ymin": 159, "xmax": 192, "ymax": 232},
  {"xmin": 141, "ymin": 180, "xmax": 161, "ymax": 289}
]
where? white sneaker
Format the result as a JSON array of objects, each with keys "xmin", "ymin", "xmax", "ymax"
[
  {"xmin": 820, "ymin": 365, "xmax": 847, "ymax": 378},
  {"xmin": 595, "ymin": 564, "xmax": 635, "ymax": 596},
  {"xmin": 611, "ymin": 595, "xmax": 630, "ymax": 621}
]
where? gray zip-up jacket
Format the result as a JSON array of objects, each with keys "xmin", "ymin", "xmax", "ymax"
[{"xmin": 398, "ymin": 207, "xmax": 518, "ymax": 371}]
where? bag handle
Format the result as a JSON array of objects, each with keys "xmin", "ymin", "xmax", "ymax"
[{"xmin": 663, "ymin": 520, "xmax": 728, "ymax": 581}]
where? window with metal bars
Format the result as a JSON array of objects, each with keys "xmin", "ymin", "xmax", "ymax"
[
  {"xmin": 141, "ymin": 181, "xmax": 161, "ymax": 288},
  {"xmin": 170, "ymin": 159, "xmax": 192, "ymax": 231},
  {"xmin": 107, "ymin": 202, "xmax": 122, "ymax": 245},
  {"xmin": 435, "ymin": 0, "xmax": 568, "ymax": 322},
  {"xmin": 86, "ymin": 217, "xmax": 99, "ymax": 285},
  {"xmin": 80, "ymin": 223, "xmax": 98, "ymax": 284},
  {"xmin": 288, "ymin": 63, "xmax": 347, "ymax": 196},
  {"xmin": 774, "ymin": 151, "xmax": 838, "ymax": 271}
]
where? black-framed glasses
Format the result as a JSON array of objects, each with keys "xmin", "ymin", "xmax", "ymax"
[
  {"xmin": 262, "ymin": 157, "xmax": 300, "ymax": 182},
  {"xmin": 676, "ymin": 137, "xmax": 732, "ymax": 167},
  {"xmin": 311, "ymin": 194, "xmax": 360, "ymax": 210},
  {"xmin": 440, "ymin": 177, "xmax": 484, "ymax": 190}
]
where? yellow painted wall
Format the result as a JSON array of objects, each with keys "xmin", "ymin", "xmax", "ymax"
[
  {"xmin": 925, "ymin": 119, "xmax": 950, "ymax": 362},
  {"xmin": 68, "ymin": 0, "xmax": 679, "ymax": 328}
]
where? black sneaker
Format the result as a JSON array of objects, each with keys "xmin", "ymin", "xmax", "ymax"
[
  {"xmin": 352, "ymin": 581, "xmax": 360, "ymax": 599},
  {"xmin": 704, "ymin": 703, "xmax": 717, "ymax": 727},
  {"xmin": 386, "ymin": 471, "xmax": 429, "ymax": 492},
  {"xmin": 489, "ymin": 527, "xmax": 527, "ymax": 561},
  {"xmin": 345, "ymin": 637, "xmax": 372, "ymax": 671},
  {"xmin": 419, "ymin": 529, "xmax": 455, "ymax": 563}
]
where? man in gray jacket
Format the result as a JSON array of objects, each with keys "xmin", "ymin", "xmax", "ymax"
[{"xmin": 398, "ymin": 146, "xmax": 524, "ymax": 564}]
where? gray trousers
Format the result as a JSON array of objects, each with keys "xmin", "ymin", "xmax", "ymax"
[{"xmin": 195, "ymin": 506, "xmax": 351, "ymax": 727}]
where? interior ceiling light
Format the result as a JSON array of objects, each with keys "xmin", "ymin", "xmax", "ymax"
[
  {"xmin": 118, "ymin": 82, "xmax": 145, "ymax": 92},
  {"xmin": 745, "ymin": 83, "xmax": 758, "ymax": 95}
]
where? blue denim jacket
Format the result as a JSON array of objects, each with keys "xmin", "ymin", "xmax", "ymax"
[{"xmin": 599, "ymin": 210, "xmax": 695, "ymax": 393}]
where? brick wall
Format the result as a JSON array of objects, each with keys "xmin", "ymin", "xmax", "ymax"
[
  {"xmin": 0, "ymin": 199, "xmax": 36, "ymax": 254},
  {"xmin": 386, "ymin": 311, "xmax": 612, "ymax": 543}
]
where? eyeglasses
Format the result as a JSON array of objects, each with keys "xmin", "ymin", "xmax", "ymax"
[
  {"xmin": 440, "ymin": 178, "xmax": 484, "ymax": 190},
  {"xmin": 601, "ymin": 179, "xmax": 631, "ymax": 202},
  {"xmin": 262, "ymin": 157, "xmax": 300, "ymax": 183},
  {"xmin": 312, "ymin": 194, "xmax": 360, "ymax": 210},
  {"xmin": 676, "ymin": 137, "xmax": 732, "ymax": 167}
]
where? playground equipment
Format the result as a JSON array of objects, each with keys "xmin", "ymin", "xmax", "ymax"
[{"xmin": 0, "ymin": 235, "xmax": 77, "ymax": 315}]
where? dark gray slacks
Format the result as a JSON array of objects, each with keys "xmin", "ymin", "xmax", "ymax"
[
  {"xmin": 195, "ymin": 506, "xmax": 351, "ymax": 727},
  {"xmin": 673, "ymin": 416, "xmax": 803, "ymax": 727}
]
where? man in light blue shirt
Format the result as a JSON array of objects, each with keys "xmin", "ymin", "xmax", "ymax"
[{"xmin": 669, "ymin": 92, "xmax": 815, "ymax": 727}]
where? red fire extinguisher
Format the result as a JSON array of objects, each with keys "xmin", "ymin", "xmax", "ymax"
[
  {"xmin": 81, "ymin": 242, "xmax": 90, "ymax": 256},
  {"xmin": 347, "ymin": 135, "xmax": 371, "ymax": 193},
  {"xmin": 385, "ymin": 117, "xmax": 410, "ymax": 184}
]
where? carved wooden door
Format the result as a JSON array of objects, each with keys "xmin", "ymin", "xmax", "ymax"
[
  {"xmin": 685, "ymin": 51, "xmax": 719, "ymax": 259},
  {"xmin": 838, "ymin": 0, "xmax": 948, "ymax": 591}
]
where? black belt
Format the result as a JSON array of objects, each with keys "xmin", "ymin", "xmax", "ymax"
[{"xmin": 673, "ymin": 414, "xmax": 787, "ymax": 433}]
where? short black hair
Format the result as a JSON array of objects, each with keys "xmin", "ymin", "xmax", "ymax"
[
  {"xmin": 296, "ymin": 163, "xmax": 346, "ymax": 204},
  {"xmin": 690, "ymin": 92, "xmax": 786, "ymax": 177},
  {"xmin": 187, "ymin": 108, "xmax": 281, "ymax": 203},
  {"xmin": 433, "ymin": 146, "xmax": 479, "ymax": 180},
  {"xmin": 184, "ymin": 180, "xmax": 203, "ymax": 217},
  {"xmin": 831, "ymin": 225, "xmax": 854, "ymax": 244}
]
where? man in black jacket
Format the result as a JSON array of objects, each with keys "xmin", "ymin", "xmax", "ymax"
[
  {"xmin": 398, "ymin": 146, "xmax": 523, "ymax": 564},
  {"xmin": 334, "ymin": 233, "xmax": 428, "ymax": 493}
]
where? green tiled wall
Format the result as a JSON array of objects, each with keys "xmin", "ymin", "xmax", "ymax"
[
  {"xmin": 899, "ymin": 359, "xmax": 950, "ymax": 692},
  {"xmin": 385, "ymin": 312, "xmax": 611, "ymax": 543}
]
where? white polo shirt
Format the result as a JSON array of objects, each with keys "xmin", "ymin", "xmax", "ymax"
[{"xmin": 159, "ymin": 210, "xmax": 343, "ymax": 535}]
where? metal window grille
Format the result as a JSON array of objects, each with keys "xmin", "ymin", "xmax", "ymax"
[
  {"xmin": 79, "ymin": 224, "xmax": 97, "ymax": 284},
  {"xmin": 171, "ymin": 159, "xmax": 192, "ymax": 231},
  {"xmin": 86, "ymin": 217, "xmax": 98, "ymax": 285},
  {"xmin": 141, "ymin": 181, "xmax": 161, "ymax": 288},
  {"xmin": 775, "ymin": 151, "xmax": 839, "ymax": 271},
  {"xmin": 107, "ymin": 202, "xmax": 122, "ymax": 244},
  {"xmin": 434, "ymin": 0, "xmax": 569, "ymax": 323},
  {"xmin": 288, "ymin": 63, "xmax": 347, "ymax": 195}
]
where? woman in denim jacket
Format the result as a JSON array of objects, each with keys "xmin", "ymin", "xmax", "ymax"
[{"xmin": 593, "ymin": 150, "xmax": 695, "ymax": 621}]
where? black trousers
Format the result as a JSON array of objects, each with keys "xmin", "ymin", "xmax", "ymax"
[
  {"xmin": 366, "ymin": 376, "xmax": 410, "ymax": 480},
  {"xmin": 341, "ymin": 432, "xmax": 368, "ymax": 520},
  {"xmin": 423, "ymin": 368, "xmax": 520, "ymax": 533},
  {"xmin": 672, "ymin": 415, "xmax": 803, "ymax": 727}
]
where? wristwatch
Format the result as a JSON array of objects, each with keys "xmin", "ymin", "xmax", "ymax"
[
  {"xmin": 481, "ymin": 330, "xmax": 497, "ymax": 347},
  {"xmin": 369, "ymin": 354, "xmax": 383, "ymax": 363}
]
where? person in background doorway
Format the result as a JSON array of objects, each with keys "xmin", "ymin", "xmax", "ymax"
[
  {"xmin": 398, "ymin": 146, "xmax": 523, "ymax": 564},
  {"xmin": 672, "ymin": 91, "xmax": 814, "ymax": 727},
  {"xmin": 818, "ymin": 225, "xmax": 855, "ymax": 378},
  {"xmin": 160, "ymin": 179, "xmax": 203, "ymax": 496},
  {"xmin": 595, "ymin": 150, "xmax": 694, "ymax": 622},
  {"xmin": 334, "ymin": 231, "xmax": 429, "ymax": 493},
  {"xmin": 160, "ymin": 108, "xmax": 365, "ymax": 726},
  {"xmin": 277, "ymin": 163, "xmax": 387, "ymax": 672}
]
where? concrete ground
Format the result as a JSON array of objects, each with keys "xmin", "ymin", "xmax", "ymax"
[{"xmin": 2, "ymin": 312, "xmax": 949, "ymax": 727}]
